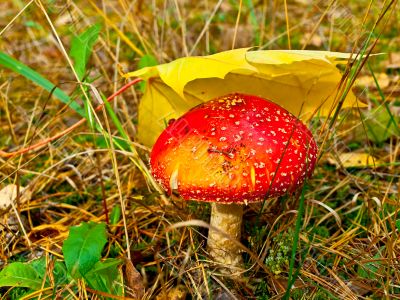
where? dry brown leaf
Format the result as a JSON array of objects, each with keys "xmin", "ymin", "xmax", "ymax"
[{"xmin": 124, "ymin": 258, "xmax": 145, "ymax": 299}]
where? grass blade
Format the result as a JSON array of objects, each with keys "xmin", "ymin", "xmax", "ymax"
[
  {"xmin": 284, "ymin": 184, "xmax": 307, "ymax": 299},
  {"xmin": 104, "ymin": 98, "xmax": 130, "ymax": 142},
  {"xmin": 367, "ymin": 62, "xmax": 400, "ymax": 135},
  {"xmin": 0, "ymin": 51, "xmax": 84, "ymax": 117}
]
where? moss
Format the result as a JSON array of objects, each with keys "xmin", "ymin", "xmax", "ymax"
[{"xmin": 265, "ymin": 230, "xmax": 293, "ymax": 275}]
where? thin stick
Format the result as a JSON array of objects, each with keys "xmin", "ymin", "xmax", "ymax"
[
  {"xmin": 231, "ymin": 0, "xmax": 243, "ymax": 50},
  {"xmin": 283, "ymin": 0, "xmax": 291, "ymax": 50},
  {"xmin": 173, "ymin": 0, "xmax": 189, "ymax": 56},
  {"xmin": 99, "ymin": 93, "xmax": 132, "ymax": 259}
]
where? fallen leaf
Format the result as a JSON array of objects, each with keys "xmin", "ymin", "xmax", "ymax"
[
  {"xmin": 328, "ymin": 153, "xmax": 383, "ymax": 168},
  {"xmin": 124, "ymin": 258, "xmax": 145, "ymax": 299},
  {"xmin": 124, "ymin": 48, "xmax": 363, "ymax": 146},
  {"xmin": 0, "ymin": 184, "xmax": 30, "ymax": 213}
]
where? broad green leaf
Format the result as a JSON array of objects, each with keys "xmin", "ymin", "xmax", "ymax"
[
  {"xmin": 0, "ymin": 51, "xmax": 84, "ymax": 117},
  {"xmin": 30, "ymin": 256, "xmax": 46, "ymax": 274},
  {"xmin": 70, "ymin": 23, "xmax": 101, "ymax": 81},
  {"xmin": 0, "ymin": 257, "xmax": 70, "ymax": 293},
  {"xmin": 0, "ymin": 262, "xmax": 42, "ymax": 289},
  {"xmin": 84, "ymin": 258, "xmax": 123, "ymax": 296},
  {"xmin": 53, "ymin": 260, "xmax": 70, "ymax": 286},
  {"xmin": 124, "ymin": 48, "xmax": 364, "ymax": 146},
  {"xmin": 62, "ymin": 221, "xmax": 107, "ymax": 279},
  {"xmin": 28, "ymin": 257, "xmax": 69, "ymax": 286}
]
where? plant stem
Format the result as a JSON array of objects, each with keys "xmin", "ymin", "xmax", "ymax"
[{"xmin": 207, "ymin": 203, "xmax": 243, "ymax": 268}]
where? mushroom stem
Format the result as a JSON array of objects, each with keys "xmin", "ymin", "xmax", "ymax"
[{"xmin": 207, "ymin": 203, "xmax": 243, "ymax": 268}]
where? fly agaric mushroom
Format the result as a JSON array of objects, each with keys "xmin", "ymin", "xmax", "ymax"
[{"xmin": 150, "ymin": 93, "xmax": 318, "ymax": 268}]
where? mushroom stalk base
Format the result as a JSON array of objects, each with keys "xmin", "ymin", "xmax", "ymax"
[{"xmin": 207, "ymin": 203, "xmax": 243, "ymax": 268}]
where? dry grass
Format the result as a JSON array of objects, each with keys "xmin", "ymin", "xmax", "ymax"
[{"xmin": 0, "ymin": 0, "xmax": 399, "ymax": 299}]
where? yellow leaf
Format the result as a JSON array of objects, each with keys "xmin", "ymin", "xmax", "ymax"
[
  {"xmin": 124, "ymin": 48, "xmax": 363, "ymax": 146},
  {"xmin": 328, "ymin": 153, "xmax": 383, "ymax": 168}
]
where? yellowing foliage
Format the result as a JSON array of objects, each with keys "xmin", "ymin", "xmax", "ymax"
[
  {"xmin": 328, "ymin": 153, "xmax": 383, "ymax": 168},
  {"xmin": 124, "ymin": 48, "xmax": 362, "ymax": 146}
]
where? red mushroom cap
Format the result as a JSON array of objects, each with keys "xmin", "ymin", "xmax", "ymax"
[{"xmin": 150, "ymin": 93, "xmax": 318, "ymax": 203}]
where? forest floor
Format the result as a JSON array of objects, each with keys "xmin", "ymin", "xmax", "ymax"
[{"xmin": 0, "ymin": 0, "xmax": 400, "ymax": 299}]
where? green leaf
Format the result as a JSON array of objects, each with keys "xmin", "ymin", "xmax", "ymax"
[
  {"xmin": 0, "ymin": 262, "xmax": 42, "ymax": 289},
  {"xmin": 62, "ymin": 221, "xmax": 107, "ymax": 279},
  {"xmin": 30, "ymin": 256, "xmax": 46, "ymax": 274},
  {"xmin": 52, "ymin": 261, "xmax": 69, "ymax": 287},
  {"xmin": 70, "ymin": 23, "xmax": 101, "ymax": 81},
  {"xmin": 0, "ymin": 51, "xmax": 84, "ymax": 117},
  {"xmin": 84, "ymin": 258, "xmax": 123, "ymax": 297},
  {"xmin": 26, "ymin": 257, "xmax": 68, "ymax": 287},
  {"xmin": 110, "ymin": 205, "xmax": 121, "ymax": 225}
]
